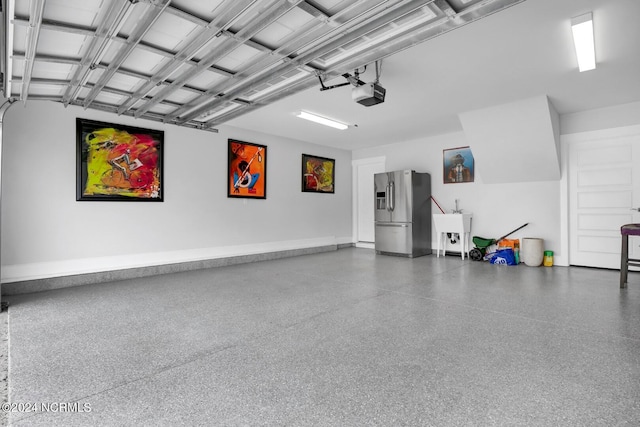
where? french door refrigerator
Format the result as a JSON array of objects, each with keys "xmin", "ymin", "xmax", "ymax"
[{"xmin": 374, "ymin": 170, "xmax": 431, "ymax": 257}]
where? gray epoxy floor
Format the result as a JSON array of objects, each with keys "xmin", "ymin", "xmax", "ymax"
[{"xmin": 4, "ymin": 247, "xmax": 640, "ymax": 426}]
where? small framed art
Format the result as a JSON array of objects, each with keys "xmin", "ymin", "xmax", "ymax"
[
  {"xmin": 302, "ymin": 154, "xmax": 335, "ymax": 193},
  {"xmin": 443, "ymin": 146, "xmax": 474, "ymax": 184}
]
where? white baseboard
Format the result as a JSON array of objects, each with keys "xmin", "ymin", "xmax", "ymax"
[
  {"xmin": 1, "ymin": 236, "xmax": 352, "ymax": 284},
  {"xmin": 355, "ymin": 242, "xmax": 375, "ymax": 249}
]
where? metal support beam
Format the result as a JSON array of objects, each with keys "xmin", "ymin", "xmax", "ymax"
[
  {"xmin": 116, "ymin": 0, "xmax": 257, "ymax": 115},
  {"xmin": 11, "ymin": 76, "xmax": 184, "ymax": 108},
  {"xmin": 14, "ymin": 15, "xmax": 96, "ymax": 37},
  {"xmin": 433, "ymin": 0, "xmax": 457, "ymax": 18},
  {"xmin": 2, "ymin": 0, "xmax": 16, "ymax": 99},
  {"xmin": 297, "ymin": 1, "xmax": 331, "ymax": 22},
  {"xmin": 12, "ymin": 51, "xmax": 207, "ymax": 97},
  {"xmin": 83, "ymin": 0, "xmax": 173, "ymax": 109},
  {"xmin": 20, "ymin": 0, "xmax": 44, "ymax": 103},
  {"xmin": 65, "ymin": 98, "xmax": 218, "ymax": 133},
  {"xmin": 62, "ymin": 0, "xmax": 136, "ymax": 105},
  {"xmin": 132, "ymin": 0, "xmax": 304, "ymax": 119},
  {"xmin": 12, "ymin": 16, "xmax": 236, "ymax": 78}
]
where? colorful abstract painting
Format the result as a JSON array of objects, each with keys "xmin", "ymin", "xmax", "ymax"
[
  {"xmin": 76, "ymin": 119, "xmax": 163, "ymax": 201},
  {"xmin": 302, "ymin": 154, "xmax": 335, "ymax": 193},
  {"xmin": 228, "ymin": 139, "xmax": 267, "ymax": 199}
]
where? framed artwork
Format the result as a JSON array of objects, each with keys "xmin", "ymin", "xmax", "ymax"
[
  {"xmin": 228, "ymin": 139, "xmax": 267, "ymax": 199},
  {"xmin": 76, "ymin": 118, "xmax": 163, "ymax": 201},
  {"xmin": 302, "ymin": 154, "xmax": 335, "ymax": 193},
  {"xmin": 443, "ymin": 146, "xmax": 474, "ymax": 184}
]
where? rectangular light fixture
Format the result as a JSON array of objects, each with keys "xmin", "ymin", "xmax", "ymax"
[
  {"xmin": 297, "ymin": 111, "xmax": 348, "ymax": 130},
  {"xmin": 571, "ymin": 12, "xmax": 596, "ymax": 72}
]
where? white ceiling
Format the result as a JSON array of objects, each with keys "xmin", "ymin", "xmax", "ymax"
[
  {"xmin": 226, "ymin": 0, "xmax": 640, "ymax": 150},
  {"xmin": 2, "ymin": 0, "xmax": 638, "ymax": 151}
]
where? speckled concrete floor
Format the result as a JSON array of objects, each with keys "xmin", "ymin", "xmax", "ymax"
[{"xmin": 4, "ymin": 248, "xmax": 640, "ymax": 426}]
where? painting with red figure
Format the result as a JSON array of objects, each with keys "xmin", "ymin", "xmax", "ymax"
[{"xmin": 228, "ymin": 139, "xmax": 267, "ymax": 199}]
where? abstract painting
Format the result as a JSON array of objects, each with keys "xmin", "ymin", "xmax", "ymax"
[
  {"xmin": 443, "ymin": 146, "xmax": 474, "ymax": 184},
  {"xmin": 76, "ymin": 118, "xmax": 163, "ymax": 201},
  {"xmin": 302, "ymin": 154, "xmax": 335, "ymax": 193},
  {"xmin": 228, "ymin": 139, "xmax": 267, "ymax": 199}
]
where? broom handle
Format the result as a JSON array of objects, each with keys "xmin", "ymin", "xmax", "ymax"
[
  {"xmin": 430, "ymin": 196, "xmax": 445, "ymax": 214},
  {"xmin": 497, "ymin": 223, "xmax": 529, "ymax": 241}
]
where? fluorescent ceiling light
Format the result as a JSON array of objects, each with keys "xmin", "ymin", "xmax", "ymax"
[
  {"xmin": 297, "ymin": 111, "xmax": 348, "ymax": 130},
  {"xmin": 571, "ymin": 12, "xmax": 596, "ymax": 72}
]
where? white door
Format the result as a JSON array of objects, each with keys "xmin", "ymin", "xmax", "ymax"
[
  {"xmin": 568, "ymin": 127, "xmax": 640, "ymax": 268},
  {"xmin": 352, "ymin": 157, "xmax": 385, "ymax": 244}
]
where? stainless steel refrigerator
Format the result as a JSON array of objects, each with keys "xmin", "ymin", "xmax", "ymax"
[{"xmin": 374, "ymin": 170, "xmax": 431, "ymax": 257}]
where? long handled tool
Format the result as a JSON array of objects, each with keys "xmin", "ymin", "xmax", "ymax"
[
  {"xmin": 496, "ymin": 222, "xmax": 529, "ymax": 241},
  {"xmin": 469, "ymin": 223, "xmax": 529, "ymax": 261}
]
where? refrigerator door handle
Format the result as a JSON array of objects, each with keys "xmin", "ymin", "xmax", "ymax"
[
  {"xmin": 376, "ymin": 223, "xmax": 409, "ymax": 228},
  {"xmin": 385, "ymin": 183, "xmax": 390, "ymax": 212},
  {"xmin": 388, "ymin": 181, "xmax": 395, "ymax": 211}
]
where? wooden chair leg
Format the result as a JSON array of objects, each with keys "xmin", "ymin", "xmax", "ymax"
[{"xmin": 621, "ymin": 234, "xmax": 629, "ymax": 289}]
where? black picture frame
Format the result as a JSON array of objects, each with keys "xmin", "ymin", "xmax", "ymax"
[
  {"xmin": 301, "ymin": 154, "xmax": 335, "ymax": 193},
  {"xmin": 76, "ymin": 118, "xmax": 164, "ymax": 201},
  {"xmin": 227, "ymin": 139, "xmax": 267, "ymax": 199}
]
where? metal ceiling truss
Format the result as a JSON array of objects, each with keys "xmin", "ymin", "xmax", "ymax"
[
  {"xmin": 129, "ymin": 0, "xmax": 306, "ymax": 119},
  {"xmin": 1, "ymin": 0, "xmax": 526, "ymax": 132},
  {"xmin": 11, "ymin": 16, "xmax": 236, "ymax": 78},
  {"xmin": 62, "ymin": 0, "xmax": 135, "ymax": 105}
]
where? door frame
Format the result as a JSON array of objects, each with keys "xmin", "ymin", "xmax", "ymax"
[
  {"xmin": 0, "ymin": 100, "xmax": 17, "ymax": 305},
  {"xmin": 561, "ymin": 124, "xmax": 640, "ymax": 267},
  {"xmin": 352, "ymin": 156, "xmax": 385, "ymax": 248}
]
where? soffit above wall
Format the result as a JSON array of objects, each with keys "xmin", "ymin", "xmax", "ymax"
[{"xmin": 459, "ymin": 95, "xmax": 561, "ymax": 184}]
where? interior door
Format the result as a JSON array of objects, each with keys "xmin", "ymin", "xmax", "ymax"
[{"xmin": 569, "ymin": 128, "xmax": 640, "ymax": 268}]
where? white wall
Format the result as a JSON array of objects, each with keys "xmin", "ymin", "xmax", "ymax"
[
  {"xmin": 1, "ymin": 101, "xmax": 352, "ymax": 282},
  {"xmin": 353, "ymin": 131, "xmax": 562, "ymax": 263}
]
